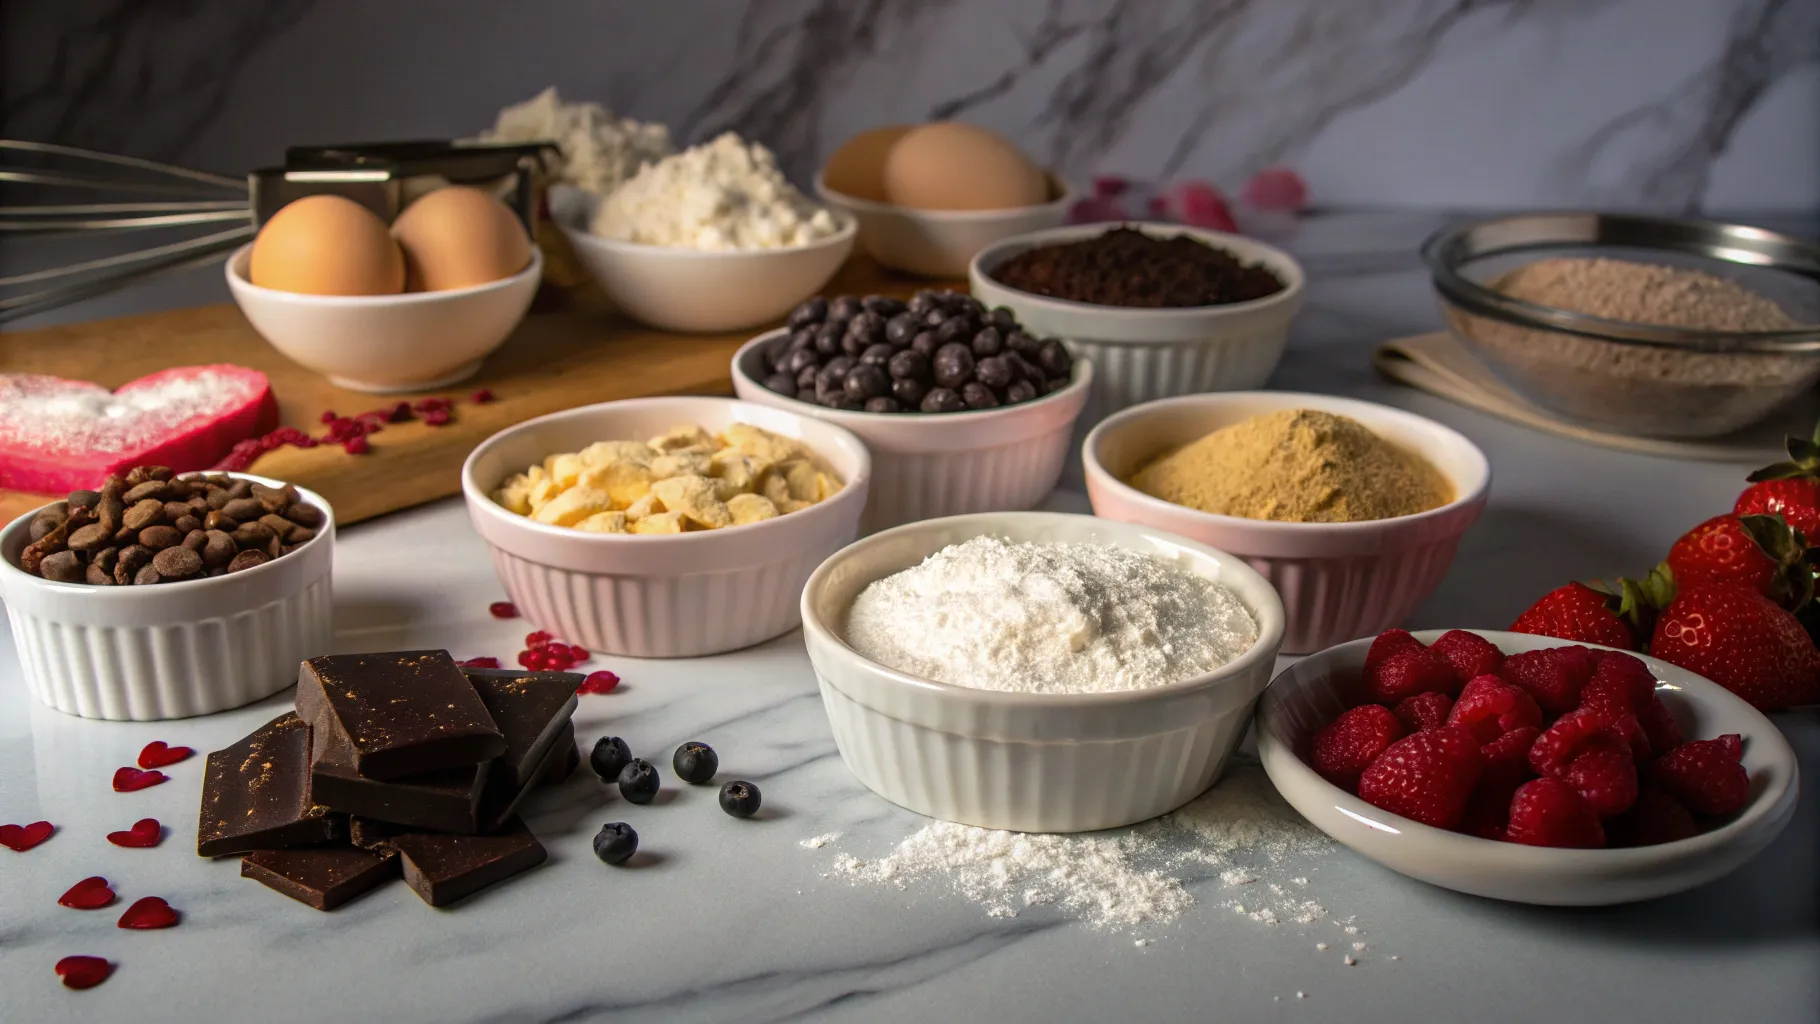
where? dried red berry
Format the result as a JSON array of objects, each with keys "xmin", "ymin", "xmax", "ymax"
[
  {"xmin": 564, "ymin": 644, "xmax": 590, "ymax": 662},
  {"xmin": 456, "ymin": 657, "xmax": 502, "ymax": 669},
  {"xmin": 343, "ymin": 436, "xmax": 371, "ymax": 455},
  {"xmin": 424, "ymin": 409, "xmax": 452, "ymax": 426},
  {"xmin": 525, "ymin": 630, "xmax": 554, "ymax": 647},
  {"xmin": 137, "ymin": 741, "xmax": 193, "ymax": 769},
  {"xmin": 55, "ymin": 955, "xmax": 113, "ymax": 990},
  {"xmin": 385, "ymin": 401, "xmax": 413, "ymax": 422},
  {"xmin": 516, "ymin": 650, "xmax": 541, "ymax": 670},
  {"xmin": 106, "ymin": 818, "xmax": 163, "ymax": 848},
  {"xmin": 412, "ymin": 396, "xmax": 452, "ymax": 413},
  {"xmin": 470, "ymin": 388, "xmax": 496, "ymax": 404},
  {"xmin": 0, "ymin": 820, "xmax": 54, "ymax": 852},
  {"xmin": 58, "ymin": 876, "xmax": 116, "ymax": 910},
  {"xmin": 579, "ymin": 670, "xmax": 621, "ymax": 695},
  {"xmin": 112, "ymin": 766, "xmax": 168, "ymax": 792},
  {"xmin": 319, "ymin": 409, "xmax": 339, "ymax": 423},
  {"xmin": 488, "ymin": 601, "xmax": 519, "ymax": 619},
  {"xmin": 117, "ymin": 895, "xmax": 179, "ymax": 930}
]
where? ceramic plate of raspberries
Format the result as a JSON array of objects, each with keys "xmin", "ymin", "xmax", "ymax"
[{"xmin": 1256, "ymin": 628, "xmax": 1799, "ymax": 905}]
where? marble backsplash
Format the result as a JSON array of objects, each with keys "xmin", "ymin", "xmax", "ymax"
[{"xmin": 1, "ymin": 0, "xmax": 1816, "ymax": 213}]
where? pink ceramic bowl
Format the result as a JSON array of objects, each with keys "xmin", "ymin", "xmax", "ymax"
[
  {"xmin": 1084, "ymin": 391, "xmax": 1490, "ymax": 654},
  {"xmin": 462, "ymin": 396, "xmax": 871, "ymax": 658}
]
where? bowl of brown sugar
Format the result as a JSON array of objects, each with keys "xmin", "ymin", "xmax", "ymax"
[
  {"xmin": 1083, "ymin": 391, "xmax": 1489, "ymax": 654},
  {"xmin": 969, "ymin": 223, "xmax": 1305, "ymax": 430}
]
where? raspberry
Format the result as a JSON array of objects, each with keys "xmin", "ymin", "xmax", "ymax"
[
  {"xmin": 1635, "ymin": 693, "xmax": 1685, "ymax": 757},
  {"xmin": 1579, "ymin": 652, "xmax": 1656, "ymax": 712},
  {"xmin": 1310, "ymin": 705, "xmax": 1405, "ymax": 791},
  {"xmin": 1652, "ymin": 735, "xmax": 1749, "ymax": 817},
  {"xmin": 1393, "ymin": 691, "xmax": 1453, "ymax": 733},
  {"xmin": 1429, "ymin": 630, "xmax": 1504, "ymax": 684},
  {"xmin": 1364, "ymin": 645, "xmax": 1458, "ymax": 703},
  {"xmin": 1506, "ymin": 778, "xmax": 1605, "ymax": 848},
  {"xmin": 1357, "ymin": 726, "xmax": 1481, "ymax": 829},
  {"xmin": 1364, "ymin": 629, "xmax": 1423, "ymax": 672},
  {"xmin": 1562, "ymin": 735, "xmax": 1639, "ymax": 818},
  {"xmin": 1446, "ymin": 675, "xmax": 1542, "ymax": 744},
  {"xmin": 1528, "ymin": 705, "xmax": 1624, "ymax": 778},
  {"xmin": 1499, "ymin": 646, "xmax": 1598, "ymax": 714},
  {"xmin": 1480, "ymin": 725, "xmax": 1540, "ymax": 792},
  {"xmin": 1606, "ymin": 787, "xmax": 1699, "ymax": 847}
]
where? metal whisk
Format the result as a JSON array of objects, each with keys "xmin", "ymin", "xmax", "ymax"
[{"xmin": 0, "ymin": 141, "xmax": 253, "ymax": 324}]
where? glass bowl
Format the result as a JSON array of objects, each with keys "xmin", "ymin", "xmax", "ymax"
[{"xmin": 1421, "ymin": 212, "xmax": 1820, "ymax": 438}]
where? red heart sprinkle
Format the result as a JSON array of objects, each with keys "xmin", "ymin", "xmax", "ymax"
[
  {"xmin": 55, "ymin": 955, "xmax": 113, "ymax": 990},
  {"xmin": 488, "ymin": 601, "xmax": 519, "ymax": 619},
  {"xmin": 137, "ymin": 741, "xmax": 194, "ymax": 769},
  {"xmin": 112, "ymin": 767, "xmax": 169, "ymax": 792},
  {"xmin": 106, "ymin": 818, "xmax": 163, "ymax": 849},
  {"xmin": 0, "ymin": 820, "xmax": 54, "ymax": 852},
  {"xmin": 579, "ymin": 670, "xmax": 620, "ymax": 695},
  {"xmin": 58, "ymin": 876, "xmax": 116, "ymax": 910},
  {"xmin": 117, "ymin": 896, "xmax": 180, "ymax": 930}
]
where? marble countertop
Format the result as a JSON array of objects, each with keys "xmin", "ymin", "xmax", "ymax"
[{"xmin": 2, "ymin": 212, "xmax": 1816, "ymax": 1023}]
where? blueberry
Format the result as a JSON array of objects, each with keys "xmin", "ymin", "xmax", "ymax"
[
  {"xmin": 763, "ymin": 372, "xmax": 797, "ymax": 395},
  {"xmin": 672, "ymin": 741, "xmax": 719, "ymax": 785},
  {"xmin": 719, "ymin": 780, "xmax": 762, "ymax": 818},
  {"xmin": 844, "ymin": 363, "xmax": 889, "ymax": 401},
  {"xmin": 1007, "ymin": 329, "xmax": 1041, "ymax": 355},
  {"xmin": 593, "ymin": 822, "xmax": 638, "ymax": 864},
  {"xmin": 891, "ymin": 377, "xmax": 929, "ymax": 408},
  {"xmin": 786, "ymin": 347, "xmax": 819, "ymax": 375},
  {"xmin": 887, "ymin": 349, "xmax": 928, "ymax": 382},
  {"xmin": 618, "ymin": 758, "xmax": 660, "ymax": 804},
  {"xmin": 786, "ymin": 297, "xmax": 827, "ymax": 329},
  {"xmin": 863, "ymin": 295, "xmax": 906, "ymax": 317},
  {"xmin": 909, "ymin": 290, "xmax": 941, "ymax": 315},
  {"xmin": 961, "ymin": 382, "xmax": 1000, "ymax": 410},
  {"xmin": 935, "ymin": 316, "xmax": 973, "ymax": 347},
  {"xmin": 920, "ymin": 387, "xmax": 965, "ymax": 413},
  {"xmin": 909, "ymin": 331, "xmax": 940, "ymax": 359},
  {"xmin": 795, "ymin": 363, "xmax": 820, "ymax": 390},
  {"xmin": 974, "ymin": 355, "xmax": 1012, "ymax": 390},
  {"xmin": 796, "ymin": 387, "xmax": 820, "ymax": 403},
  {"xmin": 860, "ymin": 342, "xmax": 895, "ymax": 367},
  {"xmin": 970, "ymin": 326, "xmax": 1003, "ymax": 357},
  {"xmin": 864, "ymin": 396, "xmax": 902, "ymax": 413},
  {"xmin": 1037, "ymin": 338, "xmax": 1073, "ymax": 376},
  {"xmin": 828, "ymin": 295, "xmax": 862, "ymax": 322},
  {"xmin": 884, "ymin": 313, "xmax": 919, "ymax": 346},
  {"xmin": 590, "ymin": 736, "xmax": 632, "ymax": 781},
  {"xmin": 932, "ymin": 343, "xmax": 975, "ymax": 389},
  {"xmin": 987, "ymin": 306, "xmax": 1018, "ymax": 331},
  {"xmin": 1005, "ymin": 379, "xmax": 1038, "ymax": 404},
  {"xmin": 788, "ymin": 327, "xmax": 818, "ymax": 352},
  {"xmin": 814, "ymin": 324, "xmax": 842, "ymax": 357}
]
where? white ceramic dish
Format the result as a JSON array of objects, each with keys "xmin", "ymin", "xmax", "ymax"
[
  {"xmin": 1084, "ymin": 391, "xmax": 1490, "ymax": 654},
  {"xmin": 0, "ymin": 473, "xmax": 335, "ymax": 721},
  {"xmin": 225, "ymin": 243, "xmax": 540, "ymax": 394},
  {"xmin": 969, "ymin": 222, "xmax": 1305, "ymax": 427},
  {"xmin": 801, "ymin": 511, "xmax": 1287, "ymax": 833},
  {"xmin": 1257, "ymin": 630, "xmax": 1801, "ymax": 906},
  {"xmin": 815, "ymin": 176, "xmax": 1073, "ymax": 279},
  {"xmin": 730, "ymin": 331, "xmax": 1093, "ymax": 534},
  {"xmin": 548, "ymin": 183, "xmax": 855, "ymax": 333},
  {"xmin": 462, "ymin": 396, "xmax": 871, "ymax": 658}
]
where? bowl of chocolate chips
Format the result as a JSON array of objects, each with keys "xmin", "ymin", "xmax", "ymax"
[
  {"xmin": 0, "ymin": 467, "xmax": 335, "ymax": 721},
  {"xmin": 731, "ymin": 289, "xmax": 1092, "ymax": 533}
]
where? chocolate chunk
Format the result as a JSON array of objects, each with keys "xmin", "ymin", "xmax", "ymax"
[
  {"xmin": 197, "ymin": 713, "xmax": 344, "ymax": 857},
  {"xmin": 227, "ymin": 549, "xmax": 268, "ymax": 573},
  {"xmin": 544, "ymin": 739, "xmax": 581, "ymax": 786},
  {"xmin": 348, "ymin": 817, "xmax": 409, "ymax": 850},
  {"xmin": 390, "ymin": 818, "xmax": 547, "ymax": 908},
  {"xmin": 296, "ymin": 651, "xmax": 504, "ymax": 780},
  {"xmin": 153, "ymin": 545, "xmax": 203, "ymax": 579},
  {"xmin": 66, "ymin": 522, "xmax": 111, "ymax": 553},
  {"xmin": 310, "ymin": 758, "xmax": 490, "ymax": 834},
  {"xmin": 138, "ymin": 524, "xmax": 182, "ymax": 550},
  {"xmin": 461, "ymin": 668, "xmax": 581, "ymax": 789},
  {"xmin": 479, "ymin": 722, "xmax": 576, "ymax": 832},
  {"xmin": 39, "ymin": 550, "xmax": 83, "ymax": 583},
  {"xmin": 241, "ymin": 844, "xmax": 399, "ymax": 911}
]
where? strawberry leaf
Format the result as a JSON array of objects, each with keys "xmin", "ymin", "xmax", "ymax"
[{"xmin": 1747, "ymin": 419, "xmax": 1820, "ymax": 482}]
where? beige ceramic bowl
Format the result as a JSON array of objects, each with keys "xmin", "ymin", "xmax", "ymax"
[
  {"xmin": 1084, "ymin": 391, "xmax": 1490, "ymax": 654},
  {"xmin": 815, "ymin": 175, "xmax": 1073, "ymax": 279}
]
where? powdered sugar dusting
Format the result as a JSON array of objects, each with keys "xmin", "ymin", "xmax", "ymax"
[{"xmin": 0, "ymin": 371, "xmax": 263, "ymax": 454}]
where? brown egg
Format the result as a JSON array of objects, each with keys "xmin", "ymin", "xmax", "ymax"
[
  {"xmin": 822, "ymin": 125, "xmax": 912, "ymax": 202},
  {"xmin": 389, "ymin": 186, "xmax": 532, "ymax": 292},
  {"xmin": 249, "ymin": 194, "xmax": 405, "ymax": 295},
  {"xmin": 882, "ymin": 122, "xmax": 1048, "ymax": 211}
]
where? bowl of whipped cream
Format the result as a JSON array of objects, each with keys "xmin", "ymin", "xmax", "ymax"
[
  {"xmin": 548, "ymin": 133, "xmax": 855, "ymax": 333},
  {"xmin": 800, "ymin": 511, "xmax": 1286, "ymax": 833}
]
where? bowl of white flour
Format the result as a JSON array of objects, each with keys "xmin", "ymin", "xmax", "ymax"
[{"xmin": 800, "ymin": 511, "xmax": 1285, "ymax": 833}]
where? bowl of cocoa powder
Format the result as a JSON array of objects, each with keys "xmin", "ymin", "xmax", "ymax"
[{"xmin": 970, "ymin": 223, "xmax": 1304, "ymax": 429}]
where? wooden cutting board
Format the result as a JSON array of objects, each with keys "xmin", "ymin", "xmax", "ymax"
[{"xmin": 0, "ymin": 258, "xmax": 925, "ymax": 527}]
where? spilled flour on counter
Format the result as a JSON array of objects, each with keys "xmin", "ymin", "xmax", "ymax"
[{"xmin": 809, "ymin": 758, "xmax": 1344, "ymax": 935}]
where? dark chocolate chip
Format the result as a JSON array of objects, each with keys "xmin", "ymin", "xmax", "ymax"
[
  {"xmin": 222, "ymin": 497, "xmax": 266, "ymax": 523},
  {"xmin": 153, "ymin": 545, "xmax": 203, "ymax": 579},
  {"xmin": 174, "ymin": 514, "xmax": 202, "ymax": 535},
  {"xmin": 123, "ymin": 499, "xmax": 165, "ymax": 531},
  {"xmin": 284, "ymin": 502, "xmax": 324, "ymax": 529},
  {"xmin": 67, "ymin": 488, "xmax": 101, "ymax": 510},
  {"xmin": 182, "ymin": 529, "xmax": 208, "ymax": 551},
  {"xmin": 228, "ymin": 549, "xmax": 269, "ymax": 573},
  {"xmin": 66, "ymin": 522, "xmax": 111, "ymax": 553},
  {"xmin": 202, "ymin": 530, "xmax": 237, "ymax": 567},
  {"xmin": 162, "ymin": 500, "xmax": 192, "ymax": 522},
  {"xmin": 204, "ymin": 510, "xmax": 239, "ymax": 532},
  {"xmin": 134, "ymin": 564, "xmax": 163, "ymax": 586},
  {"xmin": 39, "ymin": 550, "xmax": 83, "ymax": 583},
  {"xmin": 123, "ymin": 480, "xmax": 169, "ymax": 504},
  {"xmin": 114, "ymin": 546, "xmax": 150, "ymax": 585},
  {"xmin": 138, "ymin": 524, "xmax": 183, "ymax": 550},
  {"xmin": 86, "ymin": 562, "xmax": 115, "ymax": 586}
]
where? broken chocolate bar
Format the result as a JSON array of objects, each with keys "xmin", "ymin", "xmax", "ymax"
[
  {"xmin": 310, "ymin": 758, "xmax": 491, "ymax": 834},
  {"xmin": 462, "ymin": 668, "xmax": 581, "ymax": 788},
  {"xmin": 390, "ymin": 817, "xmax": 548, "ymax": 908},
  {"xmin": 296, "ymin": 650, "xmax": 504, "ymax": 779},
  {"xmin": 480, "ymin": 721, "xmax": 576, "ymax": 832},
  {"xmin": 241, "ymin": 844, "xmax": 400, "ymax": 911},
  {"xmin": 197, "ymin": 713, "xmax": 344, "ymax": 857},
  {"xmin": 544, "ymin": 741, "xmax": 581, "ymax": 786}
]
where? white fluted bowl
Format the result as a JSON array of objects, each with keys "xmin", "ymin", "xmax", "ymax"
[
  {"xmin": 801, "ymin": 511, "xmax": 1286, "ymax": 832},
  {"xmin": 0, "ymin": 473, "xmax": 335, "ymax": 720},
  {"xmin": 969, "ymin": 222, "xmax": 1304, "ymax": 429},
  {"xmin": 462, "ymin": 396, "xmax": 871, "ymax": 658},
  {"xmin": 731, "ymin": 331, "xmax": 1092, "ymax": 534}
]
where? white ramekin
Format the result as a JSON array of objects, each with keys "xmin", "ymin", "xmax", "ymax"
[
  {"xmin": 1258, "ymin": 630, "xmax": 1800, "ymax": 905},
  {"xmin": 462, "ymin": 396, "xmax": 871, "ymax": 658},
  {"xmin": 549, "ymin": 184, "xmax": 856, "ymax": 333},
  {"xmin": 815, "ymin": 175, "xmax": 1074, "ymax": 279},
  {"xmin": 968, "ymin": 222, "xmax": 1305, "ymax": 428},
  {"xmin": 0, "ymin": 474, "xmax": 335, "ymax": 721},
  {"xmin": 730, "ymin": 331, "xmax": 1092, "ymax": 534},
  {"xmin": 225, "ymin": 244, "xmax": 541, "ymax": 394},
  {"xmin": 800, "ymin": 511, "xmax": 1287, "ymax": 833},
  {"xmin": 1084, "ymin": 391, "xmax": 1490, "ymax": 655}
]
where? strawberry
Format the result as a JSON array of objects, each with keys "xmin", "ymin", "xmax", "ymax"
[
  {"xmin": 1735, "ymin": 419, "xmax": 1820, "ymax": 538},
  {"xmin": 1665, "ymin": 513, "xmax": 1812, "ymax": 607},
  {"xmin": 1357, "ymin": 727, "xmax": 1481, "ymax": 829},
  {"xmin": 1649, "ymin": 582, "xmax": 1820, "ymax": 711},
  {"xmin": 1509, "ymin": 582, "xmax": 1640, "ymax": 650},
  {"xmin": 1506, "ymin": 778, "xmax": 1605, "ymax": 848}
]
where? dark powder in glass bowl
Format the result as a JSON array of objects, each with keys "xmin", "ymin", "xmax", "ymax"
[{"xmin": 990, "ymin": 227, "xmax": 1286, "ymax": 308}]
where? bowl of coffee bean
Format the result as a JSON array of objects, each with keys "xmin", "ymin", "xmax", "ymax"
[
  {"xmin": 0, "ymin": 467, "xmax": 335, "ymax": 720},
  {"xmin": 969, "ymin": 223, "xmax": 1305, "ymax": 429},
  {"xmin": 731, "ymin": 289, "xmax": 1092, "ymax": 533}
]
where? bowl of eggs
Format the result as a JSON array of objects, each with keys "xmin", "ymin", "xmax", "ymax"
[
  {"xmin": 816, "ymin": 122, "xmax": 1073, "ymax": 279},
  {"xmin": 226, "ymin": 187, "xmax": 542, "ymax": 393}
]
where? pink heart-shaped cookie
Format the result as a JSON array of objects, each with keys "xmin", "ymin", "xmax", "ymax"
[
  {"xmin": 137, "ymin": 741, "xmax": 194, "ymax": 769},
  {"xmin": 0, "ymin": 365, "xmax": 277, "ymax": 493},
  {"xmin": 58, "ymin": 876, "xmax": 116, "ymax": 910},
  {"xmin": 117, "ymin": 896, "xmax": 180, "ymax": 930},
  {"xmin": 113, "ymin": 766, "xmax": 169, "ymax": 792},
  {"xmin": 107, "ymin": 818, "xmax": 163, "ymax": 848},
  {"xmin": 0, "ymin": 820, "xmax": 54, "ymax": 852}
]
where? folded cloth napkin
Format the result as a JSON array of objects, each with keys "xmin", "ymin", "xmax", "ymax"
[{"xmin": 1373, "ymin": 331, "xmax": 1802, "ymax": 463}]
